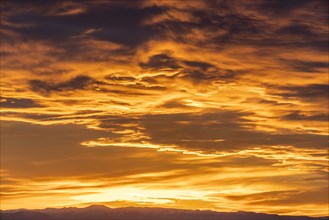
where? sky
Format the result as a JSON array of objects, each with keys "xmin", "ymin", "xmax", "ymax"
[{"xmin": 0, "ymin": 0, "xmax": 328, "ymax": 217}]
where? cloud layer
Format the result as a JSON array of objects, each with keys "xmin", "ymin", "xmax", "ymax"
[{"xmin": 1, "ymin": 0, "xmax": 328, "ymax": 217}]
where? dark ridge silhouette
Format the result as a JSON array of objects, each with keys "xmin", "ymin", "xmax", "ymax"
[{"xmin": 0, "ymin": 205, "xmax": 327, "ymax": 220}]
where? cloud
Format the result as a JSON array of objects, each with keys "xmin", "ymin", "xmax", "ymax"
[
  {"xmin": 273, "ymin": 84, "xmax": 328, "ymax": 102},
  {"xmin": 256, "ymin": 0, "xmax": 323, "ymax": 15},
  {"xmin": 28, "ymin": 75, "xmax": 100, "ymax": 95},
  {"xmin": 0, "ymin": 0, "xmax": 328, "ymax": 216},
  {"xmin": 282, "ymin": 111, "xmax": 328, "ymax": 122},
  {"xmin": 140, "ymin": 112, "xmax": 328, "ymax": 150},
  {"xmin": 2, "ymin": 0, "xmax": 164, "ymax": 47},
  {"xmin": 140, "ymin": 53, "xmax": 181, "ymax": 70},
  {"xmin": 278, "ymin": 59, "xmax": 328, "ymax": 73},
  {"xmin": 248, "ymin": 188, "xmax": 329, "ymax": 206},
  {"xmin": 0, "ymin": 97, "xmax": 43, "ymax": 108}
]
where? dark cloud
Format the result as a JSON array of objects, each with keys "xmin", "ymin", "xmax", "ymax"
[
  {"xmin": 140, "ymin": 53, "xmax": 181, "ymax": 70},
  {"xmin": 276, "ymin": 24, "xmax": 317, "ymax": 38},
  {"xmin": 178, "ymin": 70, "xmax": 210, "ymax": 81},
  {"xmin": 196, "ymin": 1, "xmax": 327, "ymax": 52},
  {"xmin": 160, "ymin": 100, "xmax": 187, "ymax": 109},
  {"xmin": 141, "ymin": 112, "xmax": 328, "ymax": 151},
  {"xmin": 4, "ymin": 1, "xmax": 164, "ymax": 47},
  {"xmin": 2, "ymin": 0, "xmax": 327, "ymax": 68},
  {"xmin": 182, "ymin": 61, "xmax": 216, "ymax": 71},
  {"xmin": 274, "ymin": 84, "xmax": 329, "ymax": 101},
  {"xmin": 29, "ymin": 75, "xmax": 99, "ymax": 95},
  {"xmin": 33, "ymin": 69, "xmax": 70, "ymax": 76},
  {"xmin": 2, "ymin": 0, "xmax": 57, "ymax": 6},
  {"xmin": 105, "ymin": 75, "xmax": 136, "ymax": 82},
  {"xmin": 283, "ymin": 111, "xmax": 328, "ymax": 122},
  {"xmin": 257, "ymin": 0, "xmax": 311, "ymax": 15},
  {"xmin": 0, "ymin": 97, "xmax": 42, "ymax": 108},
  {"xmin": 98, "ymin": 116, "xmax": 139, "ymax": 127},
  {"xmin": 178, "ymin": 60, "xmax": 221, "ymax": 81},
  {"xmin": 245, "ymin": 38, "xmax": 329, "ymax": 53},
  {"xmin": 279, "ymin": 59, "xmax": 328, "ymax": 73},
  {"xmin": 139, "ymin": 54, "xmax": 233, "ymax": 82},
  {"xmin": 255, "ymin": 98, "xmax": 291, "ymax": 106}
]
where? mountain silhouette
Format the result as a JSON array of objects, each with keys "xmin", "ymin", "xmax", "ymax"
[{"xmin": 1, "ymin": 205, "xmax": 327, "ymax": 220}]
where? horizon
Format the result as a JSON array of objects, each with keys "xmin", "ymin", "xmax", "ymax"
[
  {"xmin": 0, "ymin": 0, "xmax": 328, "ymax": 218},
  {"xmin": 1, "ymin": 204, "xmax": 328, "ymax": 218}
]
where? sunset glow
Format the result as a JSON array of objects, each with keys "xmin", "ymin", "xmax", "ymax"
[{"xmin": 0, "ymin": 0, "xmax": 328, "ymax": 217}]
